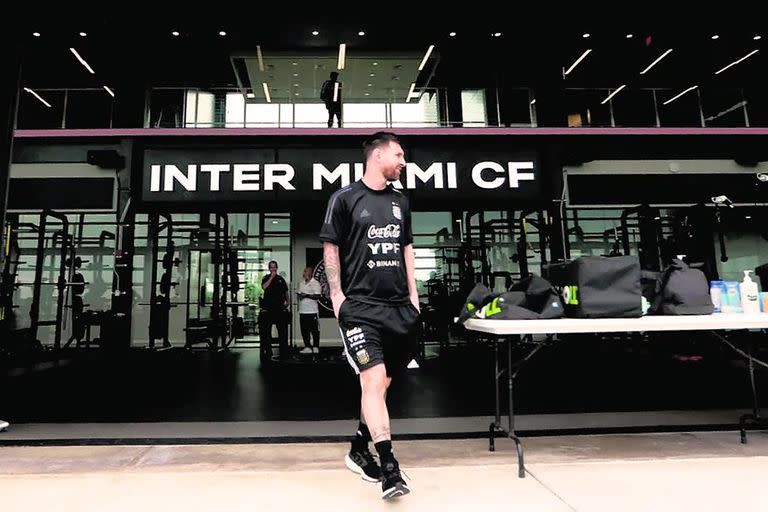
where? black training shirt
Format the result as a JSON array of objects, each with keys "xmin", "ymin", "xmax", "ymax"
[{"xmin": 319, "ymin": 180, "xmax": 413, "ymax": 305}]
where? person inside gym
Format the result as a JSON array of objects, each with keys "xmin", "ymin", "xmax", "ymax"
[
  {"xmin": 297, "ymin": 265, "xmax": 322, "ymax": 354},
  {"xmin": 259, "ymin": 260, "xmax": 290, "ymax": 360}
]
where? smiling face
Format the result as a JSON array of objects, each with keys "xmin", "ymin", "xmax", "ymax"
[{"xmin": 375, "ymin": 140, "xmax": 406, "ymax": 181}]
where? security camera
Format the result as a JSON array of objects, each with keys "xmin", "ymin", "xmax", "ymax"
[
  {"xmin": 757, "ymin": 172, "xmax": 768, "ymax": 182},
  {"xmin": 711, "ymin": 195, "xmax": 735, "ymax": 208}
]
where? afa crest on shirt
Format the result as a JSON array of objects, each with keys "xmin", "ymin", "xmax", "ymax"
[
  {"xmin": 356, "ymin": 349, "xmax": 370, "ymax": 365},
  {"xmin": 392, "ymin": 202, "xmax": 402, "ymax": 220}
]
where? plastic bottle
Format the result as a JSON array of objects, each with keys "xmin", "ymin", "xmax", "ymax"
[{"xmin": 740, "ymin": 270, "xmax": 761, "ymax": 314}]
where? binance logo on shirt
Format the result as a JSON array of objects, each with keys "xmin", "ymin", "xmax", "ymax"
[{"xmin": 367, "ymin": 260, "xmax": 376, "ymax": 269}]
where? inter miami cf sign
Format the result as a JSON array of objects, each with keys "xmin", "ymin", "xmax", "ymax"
[{"xmin": 141, "ymin": 146, "xmax": 542, "ymax": 204}]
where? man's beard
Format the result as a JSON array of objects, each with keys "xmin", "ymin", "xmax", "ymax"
[{"xmin": 383, "ymin": 167, "xmax": 401, "ymax": 181}]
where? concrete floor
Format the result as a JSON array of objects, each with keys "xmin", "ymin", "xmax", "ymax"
[{"xmin": 1, "ymin": 431, "xmax": 767, "ymax": 511}]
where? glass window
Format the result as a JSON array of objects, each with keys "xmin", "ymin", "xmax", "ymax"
[
  {"xmin": 185, "ymin": 90, "xmax": 215, "ymax": 127},
  {"xmin": 658, "ymin": 88, "xmax": 701, "ymax": 127},
  {"xmin": 461, "ymin": 89, "xmax": 487, "ymax": 127},
  {"xmin": 264, "ymin": 215, "xmax": 290, "ymax": 233},
  {"xmin": 226, "ymin": 93, "xmax": 246, "ymax": 127},
  {"xmin": 245, "ymin": 103, "xmax": 280, "ymax": 128},
  {"xmin": 391, "ymin": 93, "xmax": 439, "ymax": 127},
  {"xmin": 294, "ymin": 104, "xmax": 328, "ymax": 127},
  {"xmin": 344, "ymin": 104, "xmax": 387, "ymax": 127}
]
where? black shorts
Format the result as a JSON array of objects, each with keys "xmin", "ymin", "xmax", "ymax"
[{"xmin": 338, "ymin": 298, "xmax": 420, "ymax": 377}]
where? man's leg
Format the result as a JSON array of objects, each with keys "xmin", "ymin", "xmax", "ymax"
[
  {"xmin": 355, "ymin": 379, "xmax": 390, "ymax": 449},
  {"xmin": 258, "ymin": 311, "xmax": 273, "ymax": 360},
  {"xmin": 277, "ymin": 311, "xmax": 289, "ymax": 360},
  {"xmin": 360, "ymin": 365, "xmax": 409, "ymax": 498},
  {"xmin": 326, "ymin": 103, "xmax": 333, "ymax": 127},
  {"xmin": 299, "ymin": 314, "xmax": 312, "ymax": 349},
  {"xmin": 360, "ymin": 364, "xmax": 390, "ymax": 444},
  {"xmin": 335, "ymin": 104, "xmax": 343, "ymax": 127},
  {"xmin": 310, "ymin": 313, "xmax": 320, "ymax": 349}
]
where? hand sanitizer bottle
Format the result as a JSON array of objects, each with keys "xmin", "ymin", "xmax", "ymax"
[{"xmin": 740, "ymin": 270, "xmax": 761, "ymax": 314}]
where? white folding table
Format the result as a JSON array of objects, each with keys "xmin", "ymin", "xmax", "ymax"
[{"xmin": 463, "ymin": 313, "xmax": 768, "ymax": 478}]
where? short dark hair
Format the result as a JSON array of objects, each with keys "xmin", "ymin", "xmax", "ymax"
[
  {"xmin": 268, "ymin": 260, "xmax": 278, "ymax": 269},
  {"xmin": 363, "ymin": 131, "xmax": 401, "ymax": 162}
]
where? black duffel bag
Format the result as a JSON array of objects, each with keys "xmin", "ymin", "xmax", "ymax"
[
  {"xmin": 545, "ymin": 255, "xmax": 642, "ymax": 318},
  {"xmin": 459, "ymin": 275, "xmax": 566, "ymax": 321},
  {"xmin": 476, "ymin": 275, "xmax": 565, "ymax": 320}
]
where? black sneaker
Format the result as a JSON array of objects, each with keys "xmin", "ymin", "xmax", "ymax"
[
  {"xmin": 380, "ymin": 459, "xmax": 410, "ymax": 500},
  {"xmin": 345, "ymin": 447, "xmax": 382, "ymax": 483}
]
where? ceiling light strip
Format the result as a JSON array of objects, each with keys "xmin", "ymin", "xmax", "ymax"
[
  {"xmin": 715, "ymin": 49, "xmax": 759, "ymax": 75},
  {"xmin": 69, "ymin": 48, "xmax": 95, "ymax": 74},
  {"xmin": 23, "ymin": 87, "xmax": 52, "ymax": 107},
  {"xmin": 418, "ymin": 45, "xmax": 435, "ymax": 71},
  {"xmin": 564, "ymin": 49, "xmax": 592, "ymax": 76},
  {"xmin": 663, "ymin": 85, "xmax": 698, "ymax": 105},
  {"xmin": 640, "ymin": 49, "xmax": 673, "ymax": 75},
  {"xmin": 601, "ymin": 85, "xmax": 626, "ymax": 104}
]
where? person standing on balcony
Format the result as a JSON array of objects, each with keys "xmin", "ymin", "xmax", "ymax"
[{"xmin": 321, "ymin": 72, "xmax": 343, "ymax": 128}]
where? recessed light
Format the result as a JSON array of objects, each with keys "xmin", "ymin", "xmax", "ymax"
[
  {"xmin": 312, "ymin": 30, "xmax": 319, "ymax": 36},
  {"xmin": 246, "ymin": 92, "xmax": 255, "ymax": 98},
  {"xmin": 711, "ymin": 34, "xmax": 719, "ymax": 40},
  {"xmin": 582, "ymin": 33, "xmax": 590, "ymax": 38},
  {"xmin": 492, "ymin": 32, "xmax": 501, "ymax": 37},
  {"xmin": 293, "ymin": 73, "xmax": 299, "ymax": 77},
  {"xmin": 372, "ymin": 62, "xmax": 378, "ymax": 66},
  {"xmin": 79, "ymin": 32, "xmax": 87, "ymax": 37},
  {"xmin": 746, "ymin": 215, "xmax": 752, "ymax": 219},
  {"xmin": 365, "ymin": 92, "xmax": 370, "ymax": 96},
  {"xmin": 449, "ymin": 32, "xmax": 457, "ymax": 37},
  {"xmin": 293, "ymin": 83, "xmax": 299, "ymax": 87},
  {"xmin": 172, "ymin": 31, "xmax": 180, "ymax": 37},
  {"xmin": 272, "ymin": 220, "xmax": 279, "ymax": 224},
  {"xmin": 754, "ymin": 35, "xmax": 762, "ymax": 41},
  {"xmin": 367, "ymin": 83, "xmax": 372, "ymax": 87},
  {"xmin": 358, "ymin": 31, "xmax": 365, "ymax": 36},
  {"xmin": 369, "ymin": 73, "xmax": 375, "ymax": 76},
  {"xmin": 292, "ymin": 62, "xmax": 298, "ymax": 66},
  {"xmin": 219, "ymin": 31, "xmax": 227, "ymax": 36},
  {"xmin": 294, "ymin": 92, "xmax": 299, "ymax": 96},
  {"xmin": 32, "ymin": 32, "xmax": 41, "ymax": 37},
  {"xmin": 626, "ymin": 33, "xmax": 633, "ymax": 39}
]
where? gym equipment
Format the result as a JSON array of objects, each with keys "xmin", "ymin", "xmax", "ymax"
[{"xmin": 29, "ymin": 210, "xmax": 74, "ymax": 350}]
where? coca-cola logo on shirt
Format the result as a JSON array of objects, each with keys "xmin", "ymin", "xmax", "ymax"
[{"xmin": 367, "ymin": 224, "xmax": 401, "ymax": 239}]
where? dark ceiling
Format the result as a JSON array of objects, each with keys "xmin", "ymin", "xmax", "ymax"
[{"xmin": 7, "ymin": 8, "xmax": 767, "ymax": 98}]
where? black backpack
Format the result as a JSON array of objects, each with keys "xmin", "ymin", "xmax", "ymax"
[
  {"xmin": 320, "ymin": 80, "xmax": 334, "ymax": 102},
  {"xmin": 648, "ymin": 259, "xmax": 714, "ymax": 315}
]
